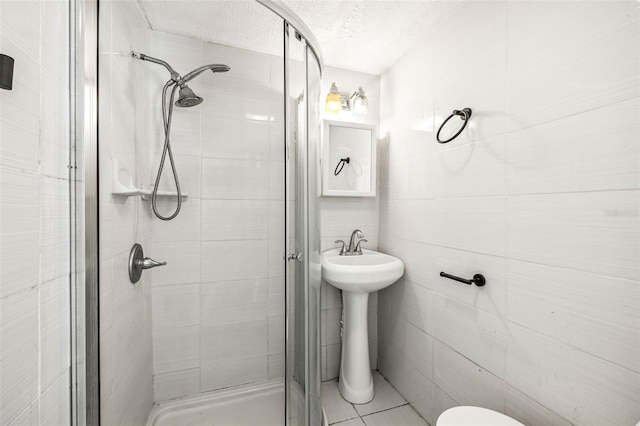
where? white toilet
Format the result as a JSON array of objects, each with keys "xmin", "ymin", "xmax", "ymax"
[
  {"xmin": 437, "ymin": 406, "xmax": 525, "ymax": 426},
  {"xmin": 438, "ymin": 407, "xmax": 640, "ymax": 426}
]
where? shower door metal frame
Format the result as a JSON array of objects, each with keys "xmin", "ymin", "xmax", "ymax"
[
  {"xmin": 284, "ymin": 21, "xmax": 323, "ymax": 426},
  {"xmin": 304, "ymin": 42, "xmax": 323, "ymax": 426},
  {"xmin": 285, "ymin": 22, "xmax": 310, "ymax": 426},
  {"xmin": 284, "ymin": 21, "xmax": 292, "ymax": 425},
  {"xmin": 256, "ymin": 0, "xmax": 323, "ymax": 74},
  {"xmin": 73, "ymin": 0, "xmax": 100, "ymax": 424}
]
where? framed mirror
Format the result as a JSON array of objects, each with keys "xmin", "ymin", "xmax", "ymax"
[{"xmin": 322, "ymin": 120, "xmax": 377, "ymax": 197}]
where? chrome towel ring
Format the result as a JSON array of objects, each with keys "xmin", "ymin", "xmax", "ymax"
[{"xmin": 436, "ymin": 108, "xmax": 472, "ymax": 144}]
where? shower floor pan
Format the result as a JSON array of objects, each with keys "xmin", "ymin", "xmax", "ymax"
[{"xmin": 146, "ymin": 379, "xmax": 285, "ymax": 426}]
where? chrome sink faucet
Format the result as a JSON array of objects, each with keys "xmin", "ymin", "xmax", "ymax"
[{"xmin": 335, "ymin": 229, "xmax": 368, "ymax": 256}]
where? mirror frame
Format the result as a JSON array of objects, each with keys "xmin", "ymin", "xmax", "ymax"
[{"xmin": 322, "ymin": 120, "xmax": 377, "ymax": 197}]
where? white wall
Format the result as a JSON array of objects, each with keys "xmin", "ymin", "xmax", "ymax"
[
  {"xmin": 146, "ymin": 30, "xmax": 286, "ymax": 402},
  {"xmin": 98, "ymin": 0, "xmax": 154, "ymax": 424},
  {"xmin": 377, "ymin": 1, "xmax": 639, "ymax": 425},
  {"xmin": 0, "ymin": 1, "xmax": 71, "ymax": 424},
  {"xmin": 319, "ymin": 66, "xmax": 380, "ymax": 380}
]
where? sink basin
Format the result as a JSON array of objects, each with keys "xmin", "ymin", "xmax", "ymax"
[
  {"xmin": 322, "ymin": 248, "xmax": 404, "ymax": 293},
  {"xmin": 321, "ymin": 248, "xmax": 404, "ymax": 404}
]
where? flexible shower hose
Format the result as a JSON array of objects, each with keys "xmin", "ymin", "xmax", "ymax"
[{"xmin": 151, "ymin": 80, "xmax": 182, "ymax": 220}]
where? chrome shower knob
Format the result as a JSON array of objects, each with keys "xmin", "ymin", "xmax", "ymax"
[{"xmin": 128, "ymin": 243, "xmax": 166, "ymax": 283}]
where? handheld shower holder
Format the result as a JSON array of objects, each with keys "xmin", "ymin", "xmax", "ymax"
[{"xmin": 131, "ymin": 50, "xmax": 230, "ymax": 220}]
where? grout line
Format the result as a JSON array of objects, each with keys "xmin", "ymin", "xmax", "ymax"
[
  {"xmin": 359, "ymin": 402, "xmax": 410, "ymax": 420},
  {"xmin": 326, "ymin": 371, "xmax": 421, "ymax": 426}
]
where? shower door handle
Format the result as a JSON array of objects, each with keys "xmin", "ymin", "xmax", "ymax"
[{"xmin": 286, "ymin": 252, "xmax": 303, "ymax": 263}]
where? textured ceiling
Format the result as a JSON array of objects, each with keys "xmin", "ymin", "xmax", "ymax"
[{"xmin": 138, "ymin": 0, "xmax": 464, "ymax": 75}]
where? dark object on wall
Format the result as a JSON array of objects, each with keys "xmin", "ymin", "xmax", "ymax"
[
  {"xmin": 437, "ymin": 108, "xmax": 472, "ymax": 143},
  {"xmin": 334, "ymin": 157, "xmax": 350, "ymax": 176},
  {"xmin": 0, "ymin": 54, "xmax": 15, "ymax": 90},
  {"xmin": 440, "ymin": 271, "xmax": 486, "ymax": 287}
]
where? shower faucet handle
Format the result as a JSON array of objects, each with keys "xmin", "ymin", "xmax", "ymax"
[
  {"xmin": 139, "ymin": 257, "xmax": 167, "ymax": 269},
  {"xmin": 128, "ymin": 243, "xmax": 166, "ymax": 284}
]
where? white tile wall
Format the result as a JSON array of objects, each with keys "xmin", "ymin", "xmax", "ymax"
[
  {"xmin": 377, "ymin": 2, "xmax": 640, "ymax": 425},
  {"xmin": 0, "ymin": 1, "xmax": 71, "ymax": 424},
  {"xmin": 506, "ymin": 2, "xmax": 639, "ymax": 132},
  {"xmin": 152, "ymin": 284, "xmax": 200, "ymax": 329},
  {"xmin": 147, "ymin": 31, "xmax": 287, "ymax": 402},
  {"xmin": 504, "ymin": 385, "xmax": 574, "ymax": 426},
  {"xmin": 506, "ymin": 100, "xmax": 639, "ymax": 195},
  {"xmin": 201, "ymin": 158, "xmax": 270, "ymax": 200},
  {"xmin": 98, "ymin": 0, "xmax": 154, "ymax": 424},
  {"xmin": 200, "ymin": 356, "xmax": 268, "ymax": 392},
  {"xmin": 507, "ymin": 191, "xmax": 639, "ymax": 280},
  {"xmin": 201, "ymin": 200, "xmax": 269, "ymax": 240},
  {"xmin": 153, "ymin": 326, "xmax": 199, "ymax": 373}
]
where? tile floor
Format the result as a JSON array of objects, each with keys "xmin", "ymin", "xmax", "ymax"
[{"xmin": 322, "ymin": 372, "xmax": 429, "ymax": 426}]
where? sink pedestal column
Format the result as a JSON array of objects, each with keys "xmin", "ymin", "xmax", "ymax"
[{"xmin": 339, "ymin": 291, "xmax": 374, "ymax": 404}]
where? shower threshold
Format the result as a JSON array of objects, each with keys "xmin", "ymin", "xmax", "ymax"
[{"xmin": 146, "ymin": 378, "xmax": 285, "ymax": 426}]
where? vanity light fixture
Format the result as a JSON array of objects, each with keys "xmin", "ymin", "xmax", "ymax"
[{"xmin": 324, "ymin": 82, "xmax": 369, "ymax": 115}]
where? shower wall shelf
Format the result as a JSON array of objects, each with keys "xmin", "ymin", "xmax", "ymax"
[{"xmin": 111, "ymin": 158, "xmax": 188, "ymax": 201}]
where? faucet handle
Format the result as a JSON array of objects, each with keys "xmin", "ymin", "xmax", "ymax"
[
  {"xmin": 334, "ymin": 240, "xmax": 348, "ymax": 255},
  {"xmin": 354, "ymin": 238, "xmax": 368, "ymax": 254},
  {"xmin": 139, "ymin": 257, "xmax": 167, "ymax": 269}
]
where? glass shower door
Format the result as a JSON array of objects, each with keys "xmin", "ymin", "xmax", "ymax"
[{"xmin": 285, "ymin": 23, "xmax": 322, "ymax": 426}]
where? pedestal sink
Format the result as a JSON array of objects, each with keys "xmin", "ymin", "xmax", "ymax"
[{"xmin": 322, "ymin": 248, "xmax": 404, "ymax": 403}]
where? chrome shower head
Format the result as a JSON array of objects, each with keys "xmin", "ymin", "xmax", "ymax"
[
  {"xmin": 175, "ymin": 84, "xmax": 203, "ymax": 108},
  {"xmin": 182, "ymin": 64, "xmax": 230, "ymax": 83},
  {"xmin": 209, "ymin": 64, "xmax": 231, "ymax": 73}
]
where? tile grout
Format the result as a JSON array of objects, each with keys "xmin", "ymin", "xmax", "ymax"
[
  {"xmin": 326, "ymin": 371, "xmax": 422, "ymax": 426},
  {"xmin": 352, "ymin": 402, "xmax": 412, "ymax": 426}
]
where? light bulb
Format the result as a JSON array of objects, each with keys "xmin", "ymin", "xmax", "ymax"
[
  {"xmin": 325, "ymin": 93, "xmax": 342, "ymax": 113},
  {"xmin": 325, "ymin": 82, "xmax": 342, "ymax": 113},
  {"xmin": 352, "ymin": 87, "xmax": 368, "ymax": 115}
]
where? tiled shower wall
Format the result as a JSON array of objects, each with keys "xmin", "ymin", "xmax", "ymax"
[
  {"xmin": 319, "ymin": 66, "xmax": 380, "ymax": 381},
  {"xmin": 377, "ymin": 2, "xmax": 639, "ymax": 425},
  {"xmin": 98, "ymin": 0, "xmax": 154, "ymax": 424},
  {"xmin": 0, "ymin": 1, "xmax": 71, "ymax": 424},
  {"xmin": 146, "ymin": 30, "xmax": 286, "ymax": 402}
]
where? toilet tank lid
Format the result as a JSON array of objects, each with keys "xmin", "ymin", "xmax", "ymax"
[{"xmin": 437, "ymin": 406, "xmax": 526, "ymax": 426}]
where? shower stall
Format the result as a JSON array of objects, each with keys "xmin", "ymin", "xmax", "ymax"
[{"xmin": 79, "ymin": 0, "xmax": 324, "ymax": 424}]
